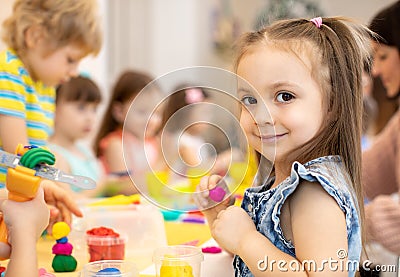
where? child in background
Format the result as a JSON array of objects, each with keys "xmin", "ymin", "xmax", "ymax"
[
  {"xmin": 197, "ymin": 17, "xmax": 370, "ymax": 276},
  {"xmin": 161, "ymin": 86, "xmax": 212, "ymax": 168},
  {"xmin": 48, "ymin": 76, "xmax": 103, "ymax": 195},
  {"xmin": 0, "ymin": 187, "xmax": 49, "ymax": 277},
  {"xmin": 0, "ymin": 0, "xmax": 101, "ymax": 225},
  {"xmin": 94, "ymin": 70, "xmax": 164, "ymax": 195},
  {"xmin": 161, "ymin": 86, "xmax": 248, "ymax": 188}
]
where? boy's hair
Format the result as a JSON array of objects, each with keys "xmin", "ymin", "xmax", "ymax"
[
  {"xmin": 234, "ymin": 16, "xmax": 371, "ymax": 247},
  {"xmin": 2, "ymin": 0, "xmax": 102, "ymax": 55},
  {"xmin": 56, "ymin": 76, "xmax": 102, "ymax": 104},
  {"xmin": 94, "ymin": 70, "xmax": 153, "ymax": 157}
]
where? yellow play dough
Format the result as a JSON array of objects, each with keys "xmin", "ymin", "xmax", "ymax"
[
  {"xmin": 52, "ymin": 222, "xmax": 70, "ymax": 240},
  {"xmin": 160, "ymin": 260, "xmax": 194, "ymax": 277}
]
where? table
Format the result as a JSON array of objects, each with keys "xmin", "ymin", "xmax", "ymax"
[{"xmin": 35, "ymin": 221, "xmax": 212, "ymax": 276}]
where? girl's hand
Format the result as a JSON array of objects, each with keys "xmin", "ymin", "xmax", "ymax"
[
  {"xmin": 194, "ymin": 175, "xmax": 233, "ymax": 226},
  {"xmin": 212, "ymin": 205, "xmax": 256, "ymax": 254}
]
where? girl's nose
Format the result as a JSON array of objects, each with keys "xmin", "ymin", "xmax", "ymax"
[{"xmin": 254, "ymin": 102, "xmax": 275, "ymax": 126}]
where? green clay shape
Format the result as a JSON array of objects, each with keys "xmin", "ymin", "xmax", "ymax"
[
  {"xmin": 52, "ymin": 254, "xmax": 77, "ymax": 272},
  {"xmin": 19, "ymin": 148, "xmax": 55, "ymax": 169}
]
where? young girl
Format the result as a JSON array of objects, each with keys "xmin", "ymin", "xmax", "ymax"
[
  {"xmin": 0, "ymin": 0, "xmax": 101, "ymax": 228},
  {"xmin": 197, "ymin": 17, "xmax": 370, "ymax": 276},
  {"xmin": 161, "ymin": 86, "xmax": 212, "ymax": 168},
  {"xmin": 94, "ymin": 70, "xmax": 164, "ymax": 195},
  {"xmin": 48, "ymin": 76, "xmax": 103, "ymax": 194}
]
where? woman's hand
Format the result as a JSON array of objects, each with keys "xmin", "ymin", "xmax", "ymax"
[{"xmin": 365, "ymin": 195, "xmax": 400, "ymax": 254}]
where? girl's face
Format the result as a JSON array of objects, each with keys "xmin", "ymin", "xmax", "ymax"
[
  {"xmin": 371, "ymin": 41, "xmax": 400, "ymax": 98},
  {"xmin": 237, "ymin": 46, "xmax": 324, "ymax": 163},
  {"xmin": 54, "ymin": 100, "xmax": 98, "ymax": 140},
  {"xmin": 25, "ymin": 42, "xmax": 86, "ymax": 87},
  {"xmin": 120, "ymin": 90, "xmax": 163, "ymax": 140}
]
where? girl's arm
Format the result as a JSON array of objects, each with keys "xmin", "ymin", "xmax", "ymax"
[
  {"xmin": 213, "ymin": 181, "xmax": 348, "ymax": 276},
  {"xmin": 1, "ymin": 188, "xmax": 49, "ymax": 277},
  {"xmin": 99, "ymin": 138, "xmax": 139, "ymax": 196},
  {"xmin": 103, "ymin": 137, "xmax": 127, "ymax": 173},
  {"xmin": 0, "ymin": 115, "xmax": 29, "ymax": 152},
  {"xmin": 5, "ymin": 233, "xmax": 39, "ymax": 277},
  {"xmin": 287, "ymin": 181, "xmax": 348, "ymax": 276}
]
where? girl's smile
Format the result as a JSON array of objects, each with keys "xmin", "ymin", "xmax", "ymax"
[
  {"xmin": 237, "ymin": 45, "xmax": 324, "ymax": 164},
  {"xmin": 258, "ymin": 133, "xmax": 288, "ymax": 143}
]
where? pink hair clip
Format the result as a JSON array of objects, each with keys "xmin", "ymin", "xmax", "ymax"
[
  {"xmin": 185, "ymin": 88, "xmax": 205, "ymax": 104},
  {"xmin": 310, "ymin": 17, "xmax": 323, "ymax": 28}
]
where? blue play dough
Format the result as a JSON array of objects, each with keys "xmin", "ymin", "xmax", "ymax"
[
  {"xmin": 56, "ymin": 237, "xmax": 68, "ymax": 243},
  {"xmin": 161, "ymin": 210, "xmax": 183, "ymax": 221},
  {"xmin": 96, "ymin": 267, "xmax": 121, "ymax": 276}
]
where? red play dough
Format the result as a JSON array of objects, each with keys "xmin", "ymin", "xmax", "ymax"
[{"xmin": 86, "ymin": 227, "xmax": 125, "ymax": 262}]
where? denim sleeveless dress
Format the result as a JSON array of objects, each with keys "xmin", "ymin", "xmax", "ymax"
[{"xmin": 233, "ymin": 156, "xmax": 361, "ymax": 277}]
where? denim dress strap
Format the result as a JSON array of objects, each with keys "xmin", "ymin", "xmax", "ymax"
[{"xmin": 233, "ymin": 156, "xmax": 361, "ymax": 277}]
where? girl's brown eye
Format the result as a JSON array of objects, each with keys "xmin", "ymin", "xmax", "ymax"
[{"xmin": 276, "ymin": 92, "xmax": 294, "ymax": 103}]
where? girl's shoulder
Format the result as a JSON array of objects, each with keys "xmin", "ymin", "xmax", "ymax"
[
  {"xmin": 99, "ymin": 130, "xmax": 124, "ymax": 150},
  {"xmin": 254, "ymin": 155, "xmax": 354, "ymax": 204},
  {"xmin": 289, "ymin": 155, "xmax": 351, "ymax": 193}
]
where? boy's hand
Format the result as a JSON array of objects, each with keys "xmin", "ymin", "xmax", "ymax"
[
  {"xmin": 41, "ymin": 180, "xmax": 83, "ymax": 233},
  {"xmin": 194, "ymin": 175, "xmax": 233, "ymax": 226}
]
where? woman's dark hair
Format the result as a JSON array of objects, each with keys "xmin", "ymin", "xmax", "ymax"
[{"xmin": 369, "ymin": 1, "xmax": 400, "ymax": 50}]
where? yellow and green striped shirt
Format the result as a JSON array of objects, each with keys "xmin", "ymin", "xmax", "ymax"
[{"xmin": 0, "ymin": 49, "xmax": 55, "ymax": 187}]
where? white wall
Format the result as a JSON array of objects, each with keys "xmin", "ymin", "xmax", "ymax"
[
  {"xmin": 0, "ymin": 0, "xmax": 13, "ymax": 51},
  {"xmin": 0, "ymin": 0, "xmax": 398, "ymax": 94}
]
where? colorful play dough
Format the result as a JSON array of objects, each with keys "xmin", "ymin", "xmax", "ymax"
[
  {"xmin": 38, "ymin": 268, "xmax": 56, "ymax": 277},
  {"xmin": 52, "ymin": 255, "xmax": 77, "ymax": 272},
  {"xmin": 209, "ymin": 186, "xmax": 226, "ymax": 202},
  {"xmin": 52, "ymin": 222, "xmax": 71, "ymax": 240},
  {"xmin": 52, "ymin": 242, "xmax": 73, "ymax": 255},
  {"xmin": 51, "ymin": 221, "xmax": 77, "ymax": 272},
  {"xmin": 160, "ymin": 261, "xmax": 194, "ymax": 277},
  {"xmin": 96, "ymin": 267, "xmax": 122, "ymax": 276},
  {"xmin": 86, "ymin": 227, "xmax": 126, "ymax": 262},
  {"xmin": 201, "ymin": 246, "xmax": 222, "ymax": 254}
]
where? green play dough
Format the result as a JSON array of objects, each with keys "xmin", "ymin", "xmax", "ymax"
[{"xmin": 52, "ymin": 255, "xmax": 77, "ymax": 272}]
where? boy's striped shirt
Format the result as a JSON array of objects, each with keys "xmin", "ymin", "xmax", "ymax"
[{"xmin": 0, "ymin": 49, "xmax": 55, "ymax": 187}]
